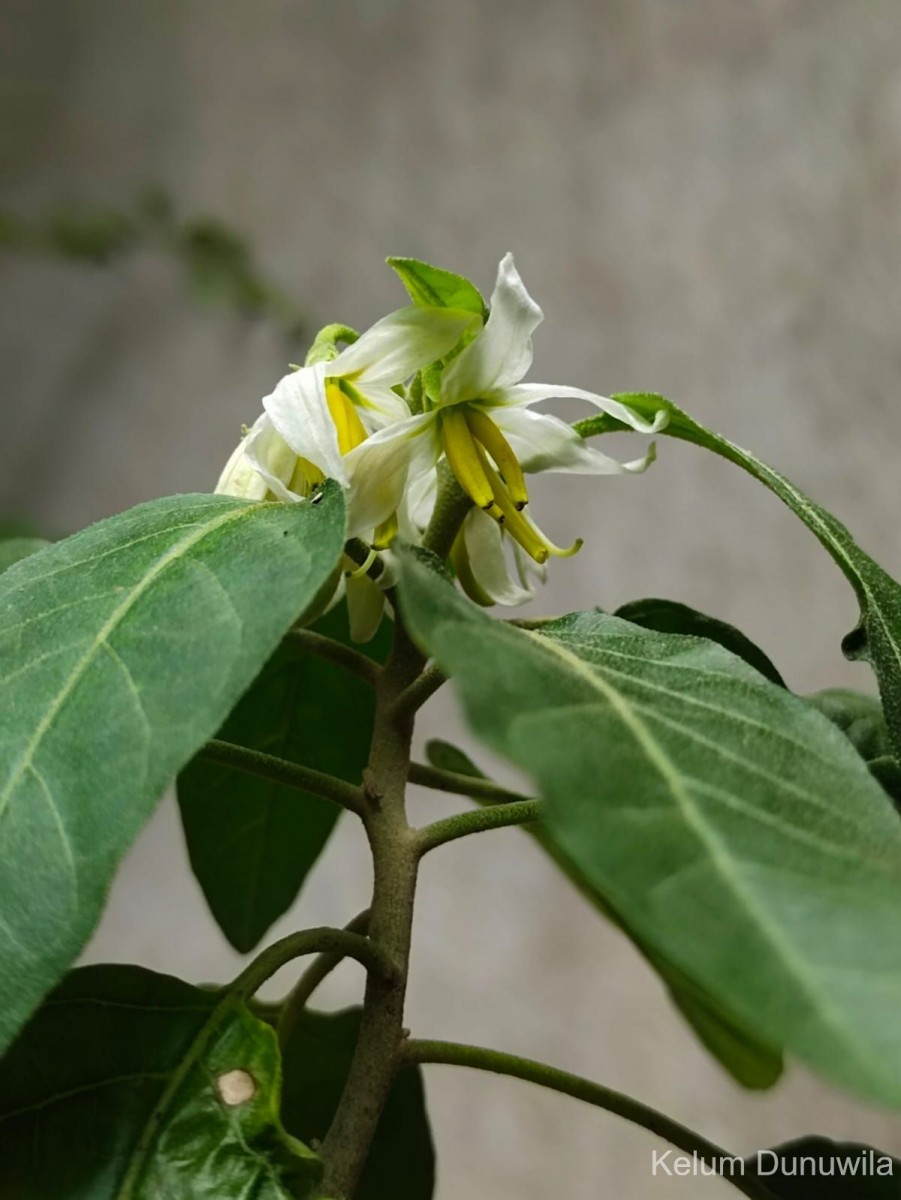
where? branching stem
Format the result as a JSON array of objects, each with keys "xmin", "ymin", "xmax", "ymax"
[
  {"xmin": 199, "ymin": 738, "xmax": 364, "ymax": 814},
  {"xmin": 231, "ymin": 927, "xmax": 397, "ymax": 1001},
  {"xmin": 278, "ymin": 910, "xmax": 371, "ymax": 1045},
  {"xmin": 285, "ymin": 627, "xmax": 381, "ymax": 686},
  {"xmin": 415, "ymin": 800, "xmax": 542, "ymax": 856},
  {"xmin": 315, "ymin": 474, "xmax": 476, "ymax": 1199},
  {"xmin": 392, "ymin": 663, "xmax": 446, "ymax": 719},
  {"xmin": 409, "ymin": 760, "xmax": 532, "ymax": 805},
  {"xmin": 403, "ymin": 1040, "xmax": 780, "ymax": 1200}
]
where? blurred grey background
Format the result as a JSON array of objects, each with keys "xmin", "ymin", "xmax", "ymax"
[{"xmin": 3, "ymin": 1, "xmax": 901, "ymax": 1196}]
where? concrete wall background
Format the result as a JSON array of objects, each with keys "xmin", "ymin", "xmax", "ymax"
[{"xmin": 3, "ymin": 1, "xmax": 901, "ymax": 1196}]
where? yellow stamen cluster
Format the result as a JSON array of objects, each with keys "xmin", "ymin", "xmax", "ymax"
[
  {"xmin": 326, "ymin": 380, "xmax": 369, "ymax": 455},
  {"xmin": 439, "ymin": 405, "xmax": 581, "ymax": 564},
  {"xmin": 328, "ymin": 378, "xmax": 400, "ymax": 552}
]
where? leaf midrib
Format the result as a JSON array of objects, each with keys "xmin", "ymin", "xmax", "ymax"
[
  {"xmin": 509, "ymin": 625, "xmax": 886, "ymax": 1084},
  {"xmin": 0, "ymin": 505, "xmax": 257, "ymax": 825}
]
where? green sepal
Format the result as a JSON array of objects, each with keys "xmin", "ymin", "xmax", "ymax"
[
  {"xmin": 304, "ymin": 323, "xmax": 360, "ymax": 367},
  {"xmin": 387, "ymin": 256, "xmax": 486, "ymax": 318}
]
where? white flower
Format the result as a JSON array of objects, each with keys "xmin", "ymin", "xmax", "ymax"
[
  {"xmin": 216, "ymin": 302, "xmax": 475, "ymax": 640},
  {"xmin": 216, "ymin": 303, "xmax": 476, "ymax": 529},
  {"xmin": 343, "ymin": 253, "xmax": 667, "ymax": 565}
]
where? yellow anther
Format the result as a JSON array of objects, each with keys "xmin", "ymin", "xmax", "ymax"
[
  {"xmin": 288, "ymin": 456, "xmax": 325, "ymax": 496},
  {"xmin": 439, "ymin": 407, "xmax": 504, "ymax": 520},
  {"xmin": 465, "ymin": 408, "xmax": 529, "ymax": 510},
  {"xmin": 326, "ymin": 380, "xmax": 368, "ymax": 456},
  {"xmin": 373, "ymin": 511, "xmax": 398, "ymax": 551},
  {"xmin": 474, "ymin": 445, "xmax": 582, "ymax": 564}
]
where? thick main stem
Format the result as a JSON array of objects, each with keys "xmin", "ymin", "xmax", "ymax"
[
  {"xmin": 317, "ymin": 480, "xmax": 469, "ymax": 1197},
  {"xmin": 316, "ymin": 621, "xmax": 425, "ymax": 1198}
]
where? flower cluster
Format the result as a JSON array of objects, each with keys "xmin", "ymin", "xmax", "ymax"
[{"xmin": 217, "ymin": 254, "xmax": 666, "ymax": 638}]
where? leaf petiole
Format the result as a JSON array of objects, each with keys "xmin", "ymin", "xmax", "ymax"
[
  {"xmin": 198, "ymin": 738, "xmax": 364, "ymax": 815},
  {"xmin": 403, "ymin": 1039, "xmax": 779, "ymax": 1200}
]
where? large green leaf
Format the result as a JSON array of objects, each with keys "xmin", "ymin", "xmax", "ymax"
[
  {"xmin": 0, "ymin": 537, "xmax": 50, "ymax": 574},
  {"xmin": 577, "ymin": 395, "xmax": 901, "ymax": 758},
  {"xmin": 281, "ymin": 1006, "xmax": 435, "ymax": 1200},
  {"xmin": 427, "ymin": 738, "xmax": 781, "ymax": 1090},
  {"xmin": 807, "ymin": 689, "xmax": 901, "ymax": 811},
  {"xmin": 616, "ymin": 598, "xmax": 785, "ymax": 688},
  {"xmin": 0, "ymin": 964, "xmax": 319, "ymax": 1198},
  {"xmin": 400, "ymin": 559, "xmax": 901, "ymax": 1107},
  {"xmin": 806, "ymin": 688, "xmax": 892, "ymax": 763},
  {"xmin": 744, "ymin": 1138, "xmax": 900, "ymax": 1197},
  {"xmin": 179, "ymin": 605, "xmax": 390, "ymax": 953},
  {"xmin": 0, "ymin": 489, "xmax": 345, "ymax": 1052}
]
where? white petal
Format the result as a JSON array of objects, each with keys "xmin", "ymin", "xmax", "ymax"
[
  {"xmin": 243, "ymin": 414, "xmax": 305, "ymax": 502},
  {"xmin": 398, "ymin": 464, "xmax": 438, "ymax": 539},
  {"xmin": 347, "ymin": 382, "xmax": 412, "ymax": 430},
  {"xmin": 214, "ymin": 420, "xmax": 269, "ymax": 500},
  {"xmin": 492, "ymin": 406, "xmax": 655, "ymax": 475},
  {"xmin": 343, "ymin": 412, "xmax": 438, "ymax": 536},
  {"xmin": 499, "ymin": 382, "xmax": 668, "ymax": 433},
  {"xmin": 331, "ymin": 306, "xmax": 476, "ymax": 385},
  {"xmin": 262, "ymin": 362, "xmax": 347, "ymax": 484},
  {"xmin": 440, "ymin": 253, "xmax": 542, "ymax": 405},
  {"xmin": 346, "ymin": 572, "xmax": 387, "ymax": 643},
  {"xmin": 512, "ymin": 539, "xmax": 548, "ymax": 590},
  {"xmin": 462, "ymin": 509, "xmax": 536, "ymax": 606}
]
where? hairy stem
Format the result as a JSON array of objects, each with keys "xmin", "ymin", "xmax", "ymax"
[
  {"xmin": 409, "ymin": 760, "xmax": 533, "ymax": 805},
  {"xmin": 278, "ymin": 910, "xmax": 371, "ymax": 1045},
  {"xmin": 285, "ymin": 627, "xmax": 381, "ymax": 686},
  {"xmin": 231, "ymin": 927, "xmax": 396, "ymax": 1002},
  {"xmin": 392, "ymin": 663, "xmax": 446, "ymax": 719},
  {"xmin": 422, "ymin": 464, "xmax": 473, "ymax": 559},
  {"xmin": 316, "ymin": 622, "xmax": 424, "ymax": 1197},
  {"xmin": 403, "ymin": 1041, "xmax": 779, "ymax": 1200},
  {"xmin": 199, "ymin": 739, "xmax": 364, "ymax": 814},
  {"xmin": 415, "ymin": 800, "xmax": 542, "ymax": 857},
  {"xmin": 316, "ymin": 476, "xmax": 474, "ymax": 1198}
]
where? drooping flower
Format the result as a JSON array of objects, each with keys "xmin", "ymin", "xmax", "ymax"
[
  {"xmin": 215, "ymin": 302, "xmax": 475, "ymax": 638},
  {"xmin": 343, "ymin": 253, "xmax": 667, "ymax": 568},
  {"xmin": 216, "ymin": 302, "xmax": 476, "ymax": 523}
]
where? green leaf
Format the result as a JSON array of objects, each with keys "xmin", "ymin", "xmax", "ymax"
[
  {"xmin": 427, "ymin": 738, "xmax": 782, "ymax": 1091},
  {"xmin": 616, "ymin": 598, "xmax": 785, "ymax": 688},
  {"xmin": 0, "ymin": 537, "xmax": 50, "ymax": 575},
  {"xmin": 400, "ymin": 559, "xmax": 901, "ymax": 1107},
  {"xmin": 578, "ymin": 394, "xmax": 901, "ymax": 759},
  {"xmin": 744, "ymin": 1138, "xmax": 900, "ymax": 1197},
  {"xmin": 178, "ymin": 605, "xmax": 391, "ymax": 953},
  {"xmin": 806, "ymin": 688, "xmax": 891, "ymax": 762},
  {"xmin": 281, "ymin": 1006, "xmax": 434, "ymax": 1200},
  {"xmin": 0, "ymin": 964, "xmax": 320, "ymax": 1198},
  {"xmin": 807, "ymin": 690, "xmax": 901, "ymax": 810},
  {"xmin": 387, "ymin": 257, "xmax": 487, "ymax": 317},
  {"xmin": 0, "ymin": 488, "xmax": 346, "ymax": 1053}
]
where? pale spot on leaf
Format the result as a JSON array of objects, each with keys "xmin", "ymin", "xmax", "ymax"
[{"xmin": 216, "ymin": 1068, "xmax": 256, "ymax": 1106}]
